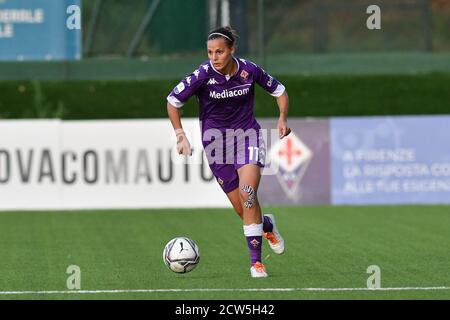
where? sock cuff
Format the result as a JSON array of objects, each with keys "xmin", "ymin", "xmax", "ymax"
[{"xmin": 243, "ymin": 223, "xmax": 263, "ymax": 237}]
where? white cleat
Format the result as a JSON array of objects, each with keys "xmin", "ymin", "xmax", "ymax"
[
  {"xmin": 263, "ymin": 214, "xmax": 285, "ymax": 254},
  {"xmin": 250, "ymin": 262, "xmax": 268, "ymax": 278}
]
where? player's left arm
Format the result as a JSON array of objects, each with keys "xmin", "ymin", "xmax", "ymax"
[
  {"xmin": 253, "ymin": 62, "xmax": 290, "ymax": 139},
  {"xmin": 276, "ymin": 91, "xmax": 290, "ymax": 139}
]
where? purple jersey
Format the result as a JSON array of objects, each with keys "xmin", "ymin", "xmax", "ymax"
[
  {"xmin": 167, "ymin": 57, "xmax": 285, "ymax": 193},
  {"xmin": 167, "ymin": 57, "xmax": 285, "ymax": 136}
]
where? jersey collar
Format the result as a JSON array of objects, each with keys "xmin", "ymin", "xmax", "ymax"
[{"xmin": 209, "ymin": 57, "xmax": 240, "ymax": 81}]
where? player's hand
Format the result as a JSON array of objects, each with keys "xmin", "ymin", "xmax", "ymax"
[
  {"xmin": 278, "ymin": 117, "xmax": 291, "ymax": 139},
  {"xmin": 176, "ymin": 132, "xmax": 192, "ymax": 156}
]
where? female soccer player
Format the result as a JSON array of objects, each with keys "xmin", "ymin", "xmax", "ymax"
[{"xmin": 166, "ymin": 26, "xmax": 289, "ymax": 278}]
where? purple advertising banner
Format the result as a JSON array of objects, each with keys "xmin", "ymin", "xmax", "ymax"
[{"xmin": 258, "ymin": 119, "xmax": 331, "ymax": 205}]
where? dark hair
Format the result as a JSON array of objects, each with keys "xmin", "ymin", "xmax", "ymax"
[{"xmin": 207, "ymin": 26, "xmax": 238, "ymax": 48}]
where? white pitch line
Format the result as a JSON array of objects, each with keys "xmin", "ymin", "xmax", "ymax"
[{"xmin": 0, "ymin": 287, "xmax": 449, "ymax": 295}]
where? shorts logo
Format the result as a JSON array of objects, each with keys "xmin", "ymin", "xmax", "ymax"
[
  {"xmin": 269, "ymin": 132, "xmax": 313, "ymax": 199},
  {"xmin": 174, "ymin": 82, "xmax": 185, "ymax": 94},
  {"xmin": 267, "ymin": 75, "xmax": 273, "ymax": 87},
  {"xmin": 240, "ymin": 70, "xmax": 249, "ymax": 81},
  {"xmin": 217, "ymin": 178, "xmax": 224, "ymax": 185}
]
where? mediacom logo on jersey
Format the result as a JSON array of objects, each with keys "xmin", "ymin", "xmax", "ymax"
[{"xmin": 209, "ymin": 88, "xmax": 250, "ymax": 99}]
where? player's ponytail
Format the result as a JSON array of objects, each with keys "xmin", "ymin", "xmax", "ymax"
[{"xmin": 207, "ymin": 26, "xmax": 238, "ymax": 48}]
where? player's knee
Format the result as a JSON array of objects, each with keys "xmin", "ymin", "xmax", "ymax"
[{"xmin": 240, "ymin": 184, "xmax": 257, "ymax": 209}]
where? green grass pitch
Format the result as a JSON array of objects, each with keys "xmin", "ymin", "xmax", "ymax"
[{"xmin": 0, "ymin": 205, "xmax": 449, "ymax": 300}]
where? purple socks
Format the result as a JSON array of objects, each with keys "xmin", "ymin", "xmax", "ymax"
[
  {"xmin": 243, "ymin": 223, "xmax": 263, "ymax": 265},
  {"xmin": 245, "ymin": 236, "xmax": 262, "ymax": 265}
]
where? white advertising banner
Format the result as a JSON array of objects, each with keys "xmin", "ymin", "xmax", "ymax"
[
  {"xmin": 0, "ymin": 119, "xmax": 230, "ymax": 210},
  {"xmin": 0, "ymin": 120, "xmax": 61, "ymax": 209}
]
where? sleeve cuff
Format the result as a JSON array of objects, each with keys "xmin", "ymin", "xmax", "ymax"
[
  {"xmin": 167, "ymin": 95, "xmax": 184, "ymax": 108},
  {"xmin": 269, "ymin": 84, "xmax": 286, "ymax": 97}
]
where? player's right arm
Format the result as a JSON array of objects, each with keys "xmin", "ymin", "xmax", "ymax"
[
  {"xmin": 167, "ymin": 102, "xmax": 192, "ymax": 155},
  {"xmin": 166, "ymin": 67, "xmax": 206, "ymax": 156}
]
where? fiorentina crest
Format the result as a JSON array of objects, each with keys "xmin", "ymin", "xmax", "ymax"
[{"xmin": 269, "ymin": 132, "xmax": 313, "ymax": 199}]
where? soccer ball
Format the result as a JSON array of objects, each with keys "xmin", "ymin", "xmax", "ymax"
[{"xmin": 163, "ymin": 237, "xmax": 200, "ymax": 273}]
